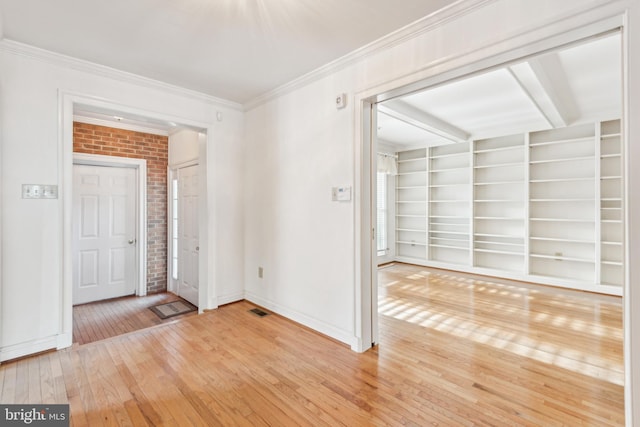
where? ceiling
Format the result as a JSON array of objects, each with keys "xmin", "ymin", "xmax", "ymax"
[
  {"xmin": 377, "ymin": 32, "xmax": 622, "ymax": 151},
  {"xmin": 0, "ymin": 0, "xmax": 455, "ymax": 104}
]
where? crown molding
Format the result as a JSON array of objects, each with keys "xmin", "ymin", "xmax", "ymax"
[
  {"xmin": 0, "ymin": 39, "xmax": 243, "ymax": 112},
  {"xmin": 243, "ymin": 0, "xmax": 495, "ymax": 111}
]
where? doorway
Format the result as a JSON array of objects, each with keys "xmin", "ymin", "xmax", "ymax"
[
  {"xmin": 171, "ymin": 164, "xmax": 200, "ymax": 307},
  {"xmin": 360, "ymin": 25, "xmax": 627, "ymax": 425},
  {"xmin": 61, "ymin": 99, "xmax": 211, "ymax": 348}
]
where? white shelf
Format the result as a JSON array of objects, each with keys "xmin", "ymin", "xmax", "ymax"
[
  {"xmin": 474, "ymin": 180, "xmax": 523, "ymax": 186},
  {"xmin": 397, "ymin": 228, "xmax": 426, "ymax": 232},
  {"xmin": 429, "ymin": 183, "xmax": 468, "ymax": 188},
  {"xmin": 475, "ymin": 216, "xmax": 523, "ymax": 220},
  {"xmin": 397, "ymin": 171, "xmax": 427, "ymax": 176},
  {"xmin": 529, "ymin": 155, "xmax": 594, "ymax": 164},
  {"xmin": 530, "ymin": 218, "xmax": 595, "ymax": 223},
  {"xmin": 429, "ymin": 166, "xmax": 469, "ymax": 173},
  {"xmin": 529, "ymin": 135, "xmax": 593, "ymax": 147},
  {"xmin": 429, "ymin": 244, "xmax": 469, "ymax": 250},
  {"xmin": 529, "ymin": 177, "xmax": 594, "ymax": 183},
  {"xmin": 530, "ymin": 198, "xmax": 593, "ymax": 202},
  {"xmin": 601, "ymin": 133, "xmax": 621, "ymax": 139},
  {"xmin": 530, "ymin": 253, "xmax": 594, "ymax": 263},
  {"xmin": 473, "ymin": 161, "xmax": 522, "ymax": 168},
  {"xmin": 429, "ymin": 230, "xmax": 467, "ymax": 236},
  {"xmin": 397, "ymin": 186, "xmax": 427, "ymax": 189},
  {"xmin": 474, "ymin": 145, "xmax": 523, "ymax": 154},
  {"xmin": 530, "ymin": 236, "xmax": 594, "ymax": 244},
  {"xmin": 397, "ymin": 157, "xmax": 427, "ymax": 163},
  {"xmin": 396, "ymin": 214, "xmax": 427, "ymax": 218},
  {"xmin": 475, "ymin": 248, "xmax": 524, "ymax": 256},
  {"xmin": 397, "ymin": 241, "xmax": 427, "ymax": 246}
]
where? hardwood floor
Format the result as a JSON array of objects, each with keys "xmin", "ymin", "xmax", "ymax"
[
  {"xmin": 0, "ymin": 264, "xmax": 623, "ymax": 425},
  {"xmin": 73, "ymin": 293, "xmax": 196, "ymax": 345}
]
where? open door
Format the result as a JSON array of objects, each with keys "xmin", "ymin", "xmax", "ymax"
[{"xmin": 176, "ymin": 164, "xmax": 199, "ymax": 307}]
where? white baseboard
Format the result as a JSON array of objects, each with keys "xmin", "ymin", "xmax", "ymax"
[
  {"xmin": 0, "ymin": 336, "xmax": 58, "ymax": 362},
  {"xmin": 244, "ymin": 291, "xmax": 357, "ymax": 348},
  {"xmin": 217, "ymin": 292, "xmax": 244, "ymax": 306}
]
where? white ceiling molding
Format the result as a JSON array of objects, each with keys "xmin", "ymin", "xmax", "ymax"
[
  {"xmin": 379, "ymin": 100, "xmax": 470, "ymax": 143},
  {"xmin": 0, "ymin": 39, "xmax": 243, "ymax": 112},
  {"xmin": 243, "ymin": 0, "xmax": 495, "ymax": 111}
]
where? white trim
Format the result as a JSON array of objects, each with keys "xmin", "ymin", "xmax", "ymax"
[
  {"xmin": 73, "ymin": 114, "xmax": 169, "ymax": 137},
  {"xmin": 58, "ymin": 91, "xmax": 216, "ymax": 349},
  {"xmin": 217, "ymin": 292, "xmax": 244, "ymax": 306},
  {"xmin": 244, "ymin": 0, "xmax": 494, "ymax": 110},
  {"xmin": 245, "ymin": 291, "xmax": 358, "ymax": 348},
  {"xmin": 355, "ymin": 1, "xmax": 633, "ymax": 422},
  {"xmin": 0, "ymin": 336, "xmax": 58, "ymax": 362},
  {"xmin": 0, "ymin": 39, "xmax": 242, "ymax": 112},
  {"xmin": 73, "ymin": 153, "xmax": 148, "ymax": 299}
]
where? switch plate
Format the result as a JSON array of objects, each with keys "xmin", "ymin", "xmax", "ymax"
[
  {"xmin": 22, "ymin": 184, "xmax": 58, "ymax": 199},
  {"xmin": 335, "ymin": 93, "xmax": 347, "ymax": 109}
]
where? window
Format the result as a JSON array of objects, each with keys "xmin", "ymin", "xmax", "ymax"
[
  {"xmin": 377, "ymin": 172, "xmax": 387, "ymax": 256},
  {"xmin": 171, "ymin": 178, "xmax": 179, "ymax": 280}
]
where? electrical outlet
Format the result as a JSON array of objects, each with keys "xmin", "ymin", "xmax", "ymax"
[{"xmin": 258, "ymin": 267, "xmax": 264, "ymax": 279}]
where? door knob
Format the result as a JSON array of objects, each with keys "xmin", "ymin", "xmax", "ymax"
[{"xmin": 128, "ymin": 239, "xmax": 136, "ymax": 245}]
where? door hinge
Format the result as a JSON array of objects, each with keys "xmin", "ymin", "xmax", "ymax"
[{"xmin": 372, "ymin": 227, "xmax": 376, "ymax": 240}]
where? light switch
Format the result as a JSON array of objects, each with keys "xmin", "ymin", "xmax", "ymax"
[{"xmin": 22, "ymin": 184, "xmax": 58, "ymax": 199}]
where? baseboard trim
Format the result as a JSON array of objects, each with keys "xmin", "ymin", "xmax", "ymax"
[
  {"xmin": 0, "ymin": 336, "xmax": 58, "ymax": 362},
  {"xmin": 217, "ymin": 292, "xmax": 245, "ymax": 306},
  {"xmin": 244, "ymin": 291, "xmax": 357, "ymax": 348}
]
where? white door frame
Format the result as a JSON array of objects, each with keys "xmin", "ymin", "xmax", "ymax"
[
  {"xmin": 58, "ymin": 92, "xmax": 216, "ymax": 350},
  {"xmin": 354, "ymin": 8, "xmax": 634, "ymax": 422},
  {"xmin": 73, "ymin": 153, "xmax": 147, "ymax": 299},
  {"xmin": 167, "ymin": 159, "xmax": 199, "ymax": 295}
]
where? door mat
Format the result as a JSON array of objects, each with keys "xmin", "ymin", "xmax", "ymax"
[{"xmin": 149, "ymin": 300, "xmax": 197, "ymax": 319}]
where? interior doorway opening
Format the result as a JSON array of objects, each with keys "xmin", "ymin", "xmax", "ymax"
[
  {"xmin": 61, "ymin": 96, "xmax": 210, "ymax": 348},
  {"xmin": 366, "ymin": 28, "xmax": 626, "ymax": 423}
]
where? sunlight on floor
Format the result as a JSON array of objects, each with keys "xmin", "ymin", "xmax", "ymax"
[{"xmin": 379, "ymin": 267, "xmax": 624, "ymax": 386}]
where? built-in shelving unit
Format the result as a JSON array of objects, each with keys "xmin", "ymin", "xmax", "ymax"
[
  {"xmin": 393, "ymin": 119, "xmax": 624, "ymax": 295},
  {"xmin": 528, "ymin": 123, "xmax": 596, "ymax": 282},
  {"xmin": 428, "ymin": 142, "xmax": 471, "ymax": 265},
  {"xmin": 396, "ymin": 148, "xmax": 428, "ymax": 261},
  {"xmin": 599, "ymin": 120, "xmax": 624, "ymax": 287},
  {"xmin": 473, "ymin": 134, "xmax": 525, "ymax": 272}
]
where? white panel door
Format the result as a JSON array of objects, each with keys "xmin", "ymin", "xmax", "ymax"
[
  {"xmin": 177, "ymin": 165, "xmax": 199, "ymax": 307},
  {"xmin": 73, "ymin": 164, "xmax": 137, "ymax": 305}
]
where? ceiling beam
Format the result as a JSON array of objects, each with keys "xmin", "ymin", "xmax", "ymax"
[
  {"xmin": 508, "ymin": 54, "xmax": 579, "ymax": 128},
  {"xmin": 378, "ymin": 100, "xmax": 470, "ymax": 143}
]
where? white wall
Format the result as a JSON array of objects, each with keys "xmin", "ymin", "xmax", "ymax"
[
  {"xmin": 169, "ymin": 128, "xmax": 200, "ymax": 167},
  {"xmin": 0, "ymin": 46, "xmax": 245, "ymax": 360},
  {"xmin": 243, "ymin": 0, "xmax": 638, "ymax": 422}
]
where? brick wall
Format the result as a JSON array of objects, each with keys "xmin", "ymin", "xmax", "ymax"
[{"xmin": 73, "ymin": 122, "xmax": 169, "ymax": 294}]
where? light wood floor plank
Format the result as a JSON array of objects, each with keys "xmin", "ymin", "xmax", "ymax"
[{"xmin": 0, "ymin": 264, "xmax": 624, "ymax": 425}]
